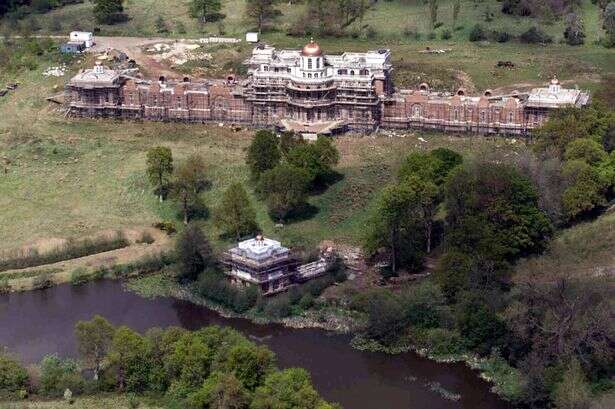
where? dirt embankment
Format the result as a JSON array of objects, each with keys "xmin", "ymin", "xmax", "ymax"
[{"xmin": 0, "ymin": 227, "xmax": 171, "ymax": 291}]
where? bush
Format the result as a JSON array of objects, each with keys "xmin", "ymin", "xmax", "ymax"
[
  {"xmin": 496, "ymin": 31, "xmax": 512, "ymax": 43},
  {"xmin": 414, "ymin": 328, "xmax": 465, "ymax": 357},
  {"xmin": 263, "ymin": 296, "xmax": 292, "ymax": 318},
  {"xmin": 153, "ymin": 221, "xmax": 177, "ymax": 235},
  {"xmin": 469, "ymin": 24, "xmax": 487, "ymax": 42},
  {"xmin": 136, "ymin": 231, "xmax": 155, "ymax": 244},
  {"xmin": 298, "ymin": 294, "xmax": 314, "ymax": 310},
  {"xmin": 32, "ymin": 272, "xmax": 54, "ymax": 290},
  {"xmin": 0, "ymin": 354, "xmax": 29, "ymax": 399},
  {"xmin": 520, "ymin": 27, "xmax": 552, "ymax": 44},
  {"xmin": 39, "ymin": 355, "xmax": 84, "ymax": 397},
  {"xmin": 441, "ymin": 29, "xmax": 452, "ymax": 40},
  {"xmin": 70, "ymin": 267, "xmax": 92, "ymax": 286}
]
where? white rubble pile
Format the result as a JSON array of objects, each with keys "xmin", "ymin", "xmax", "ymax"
[{"xmin": 43, "ymin": 65, "xmax": 67, "ymax": 77}]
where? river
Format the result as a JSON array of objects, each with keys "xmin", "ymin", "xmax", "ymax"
[{"xmin": 0, "ymin": 280, "xmax": 510, "ymax": 409}]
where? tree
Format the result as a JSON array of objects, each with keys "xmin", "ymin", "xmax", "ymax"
[
  {"xmin": 564, "ymin": 138, "xmax": 607, "ymax": 165},
  {"xmin": 553, "ymin": 360, "xmax": 592, "ymax": 409},
  {"xmin": 92, "ymin": 0, "xmax": 125, "ymax": 25},
  {"xmin": 445, "ymin": 162, "xmax": 552, "ymax": 262},
  {"xmin": 604, "ymin": 2, "xmax": 615, "ymax": 45},
  {"xmin": 434, "ymin": 250, "xmax": 473, "ymax": 303},
  {"xmin": 428, "ymin": 0, "xmax": 438, "ymax": 30},
  {"xmin": 561, "ymin": 160, "xmax": 608, "ymax": 220},
  {"xmin": 251, "ymin": 368, "xmax": 333, "ymax": 409},
  {"xmin": 364, "ymin": 182, "xmax": 424, "ymax": 273},
  {"xmin": 39, "ymin": 355, "xmax": 84, "ymax": 397},
  {"xmin": 172, "ymin": 154, "xmax": 209, "ymax": 225},
  {"xmin": 146, "ymin": 146, "xmax": 173, "ymax": 202},
  {"xmin": 175, "ymin": 222, "xmax": 213, "ymax": 282},
  {"xmin": 223, "ymin": 344, "xmax": 275, "ymax": 391},
  {"xmin": 246, "ymin": 130, "xmax": 280, "ymax": 182},
  {"xmin": 109, "ymin": 326, "xmax": 151, "ymax": 392},
  {"xmin": 245, "ymin": 0, "xmax": 281, "ymax": 34},
  {"xmin": 0, "ymin": 354, "xmax": 29, "ymax": 399},
  {"xmin": 564, "ymin": 13, "xmax": 585, "ymax": 46},
  {"xmin": 155, "ymin": 15, "xmax": 169, "ymax": 34},
  {"xmin": 215, "ymin": 183, "xmax": 259, "ymax": 241},
  {"xmin": 75, "ymin": 315, "xmax": 115, "ymax": 380},
  {"xmin": 452, "ymin": 0, "xmax": 461, "ymax": 27},
  {"xmin": 456, "ymin": 294, "xmax": 507, "ymax": 355},
  {"xmin": 189, "ymin": 0, "xmax": 222, "ymax": 23},
  {"xmin": 166, "ymin": 333, "xmax": 211, "ymax": 387},
  {"xmin": 287, "ymin": 137, "xmax": 339, "ymax": 186},
  {"xmin": 187, "ymin": 372, "xmax": 250, "ymax": 409},
  {"xmin": 258, "ymin": 164, "xmax": 310, "ymax": 221}
]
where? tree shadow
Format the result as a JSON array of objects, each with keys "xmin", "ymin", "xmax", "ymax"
[{"xmin": 310, "ymin": 170, "xmax": 345, "ymax": 196}]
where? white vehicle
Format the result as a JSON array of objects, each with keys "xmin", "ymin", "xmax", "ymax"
[{"xmin": 69, "ymin": 31, "xmax": 94, "ymax": 48}]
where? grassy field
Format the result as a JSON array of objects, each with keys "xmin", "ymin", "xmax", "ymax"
[
  {"xmin": 0, "ymin": 48, "xmax": 533, "ymax": 252},
  {"xmin": 0, "ymin": 394, "xmax": 161, "ymax": 409},
  {"xmin": 1, "ymin": 0, "xmax": 607, "ymax": 42}
]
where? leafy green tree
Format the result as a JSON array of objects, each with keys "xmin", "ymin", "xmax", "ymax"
[
  {"xmin": 258, "ymin": 164, "xmax": 310, "ymax": 221},
  {"xmin": 215, "ymin": 182, "xmax": 259, "ymax": 241},
  {"xmin": 92, "ymin": 0, "xmax": 125, "ymax": 24},
  {"xmin": 398, "ymin": 152, "xmax": 443, "ymax": 184},
  {"xmin": 146, "ymin": 146, "xmax": 173, "ymax": 202},
  {"xmin": 175, "ymin": 222, "xmax": 213, "ymax": 282},
  {"xmin": 252, "ymin": 368, "xmax": 335, "ymax": 409},
  {"xmin": 0, "ymin": 354, "xmax": 29, "ymax": 399},
  {"xmin": 223, "ymin": 344, "xmax": 275, "ymax": 391},
  {"xmin": 246, "ymin": 130, "xmax": 281, "ymax": 182},
  {"xmin": 562, "ymin": 160, "xmax": 608, "ymax": 220},
  {"xmin": 445, "ymin": 162, "xmax": 552, "ymax": 261},
  {"xmin": 172, "ymin": 154, "xmax": 209, "ymax": 224},
  {"xmin": 39, "ymin": 355, "xmax": 84, "ymax": 397},
  {"xmin": 75, "ymin": 315, "xmax": 115, "ymax": 380},
  {"xmin": 456, "ymin": 295, "xmax": 507, "ymax": 355},
  {"xmin": 187, "ymin": 372, "xmax": 250, "ymax": 409},
  {"xmin": 357, "ymin": 290, "xmax": 407, "ymax": 345},
  {"xmin": 166, "ymin": 333, "xmax": 211, "ymax": 387},
  {"xmin": 429, "ymin": 148, "xmax": 463, "ymax": 181},
  {"xmin": 287, "ymin": 138, "xmax": 339, "ymax": 186},
  {"xmin": 109, "ymin": 326, "xmax": 151, "ymax": 392},
  {"xmin": 245, "ymin": 0, "xmax": 281, "ymax": 34},
  {"xmin": 434, "ymin": 250, "xmax": 473, "ymax": 303},
  {"xmin": 364, "ymin": 180, "xmax": 427, "ymax": 273},
  {"xmin": 564, "ymin": 138, "xmax": 607, "ymax": 165},
  {"xmin": 189, "ymin": 0, "xmax": 222, "ymax": 23}
]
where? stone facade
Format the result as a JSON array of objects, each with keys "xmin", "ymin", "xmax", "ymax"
[{"xmin": 65, "ymin": 41, "xmax": 590, "ymax": 136}]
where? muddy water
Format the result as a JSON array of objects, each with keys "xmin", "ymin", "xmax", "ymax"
[{"xmin": 0, "ymin": 281, "xmax": 510, "ymax": 409}]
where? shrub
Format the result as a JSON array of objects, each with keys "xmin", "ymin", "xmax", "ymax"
[
  {"xmin": 0, "ymin": 354, "xmax": 29, "ymax": 399},
  {"xmin": 414, "ymin": 328, "xmax": 465, "ymax": 357},
  {"xmin": 441, "ymin": 29, "xmax": 452, "ymax": 40},
  {"xmin": 70, "ymin": 267, "xmax": 92, "ymax": 286},
  {"xmin": 496, "ymin": 31, "xmax": 512, "ymax": 43},
  {"xmin": 136, "ymin": 231, "xmax": 155, "ymax": 244},
  {"xmin": 32, "ymin": 272, "xmax": 53, "ymax": 290},
  {"xmin": 263, "ymin": 296, "xmax": 292, "ymax": 318},
  {"xmin": 469, "ymin": 24, "xmax": 486, "ymax": 42},
  {"xmin": 298, "ymin": 294, "xmax": 314, "ymax": 310},
  {"xmin": 520, "ymin": 27, "xmax": 552, "ymax": 44},
  {"xmin": 153, "ymin": 221, "xmax": 177, "ymax": 235},
  {"xmin": 39, "ymin": 355, "xmax": 84, "ymax": 397}
]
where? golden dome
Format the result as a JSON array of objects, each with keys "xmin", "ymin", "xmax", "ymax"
[
  {"xmin": 302, "ymin": 38, "xmax": 322, "ymax": 57},
  {"xmin": 551, "ymin": 75, "xmax": 559, "ymax": 85}
]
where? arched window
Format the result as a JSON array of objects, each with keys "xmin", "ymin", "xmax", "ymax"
[
  {"xmin": 350, "ymin": 70, "xmax": 355, "ymax": 76},
  {"xmin": 454, "ymin": 109, "xmax": 459, "ymax": 121},
  {"xmin": 412, "ymin": 104, "xmax": 422, "ymax": 118},
  {"xmin": 509, "ymin": 112, "xmax": 514, "ymax": 123},
  {"xmin": 308, "ymin": 73, "xmax": 312, "ymax": 78}
]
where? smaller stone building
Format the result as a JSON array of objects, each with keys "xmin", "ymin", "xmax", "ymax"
[{"xmin": 222, "ymin": 236, "xmax": 299, "ymax": 296}]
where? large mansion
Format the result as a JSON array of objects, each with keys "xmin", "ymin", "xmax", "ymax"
[{"xmin": 64, "ymin": 39, "xmax": 590, "ymax": 136}]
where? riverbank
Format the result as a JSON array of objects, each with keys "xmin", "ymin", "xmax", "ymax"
[
  {"xmin": 125, "ymin": 273, "xmax": 524, "ymax": 403},
  {"xmin": 2, "ymin": 394, "xmax": 161, "ymax": 409}
]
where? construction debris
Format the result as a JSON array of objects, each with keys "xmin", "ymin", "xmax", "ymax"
[{"xmin": 43, "ymin": 66, "xmax": 67, "ymax": 77}]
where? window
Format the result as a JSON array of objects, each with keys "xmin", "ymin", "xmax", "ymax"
[
  {"xmin": 263, "ymin": 66, "xmax": 269, "ymax": 71},
  {"xmin": 350, "ymin": 70, "xmax": 355, "ymax": 76},
  {"xmin": 480, "ymin": 111, "xmax": 486, "ymax": 122},
  {"xmin": 412, "ymin": 104, "xmax": 422, "ymax": 118},
  {"xmin": 454, "ymin": 109, "xmax": 459, "ymax": 121},
  {"xmin": 308, "ymin": 58, "xmax": 313, "ymax": 69},
  {"xmin": 308, "ymin": 73, "xmax": 312, "ymax": 78},
  {"xmin": 508, "ymin": 112, "xmax": 514, "ymax": 123},
  {"xmin": 316, "ymin": 58, "xmax": 320, "ymax": 69}
]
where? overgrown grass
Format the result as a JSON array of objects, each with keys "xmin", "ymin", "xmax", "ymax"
[
  {"xmin": 0, "ymin": 232, "xmax": 129, "ymax": 272},
  {"xmin": 2, "ymin": 394, "xmax": 162, "ymax": 409}
]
